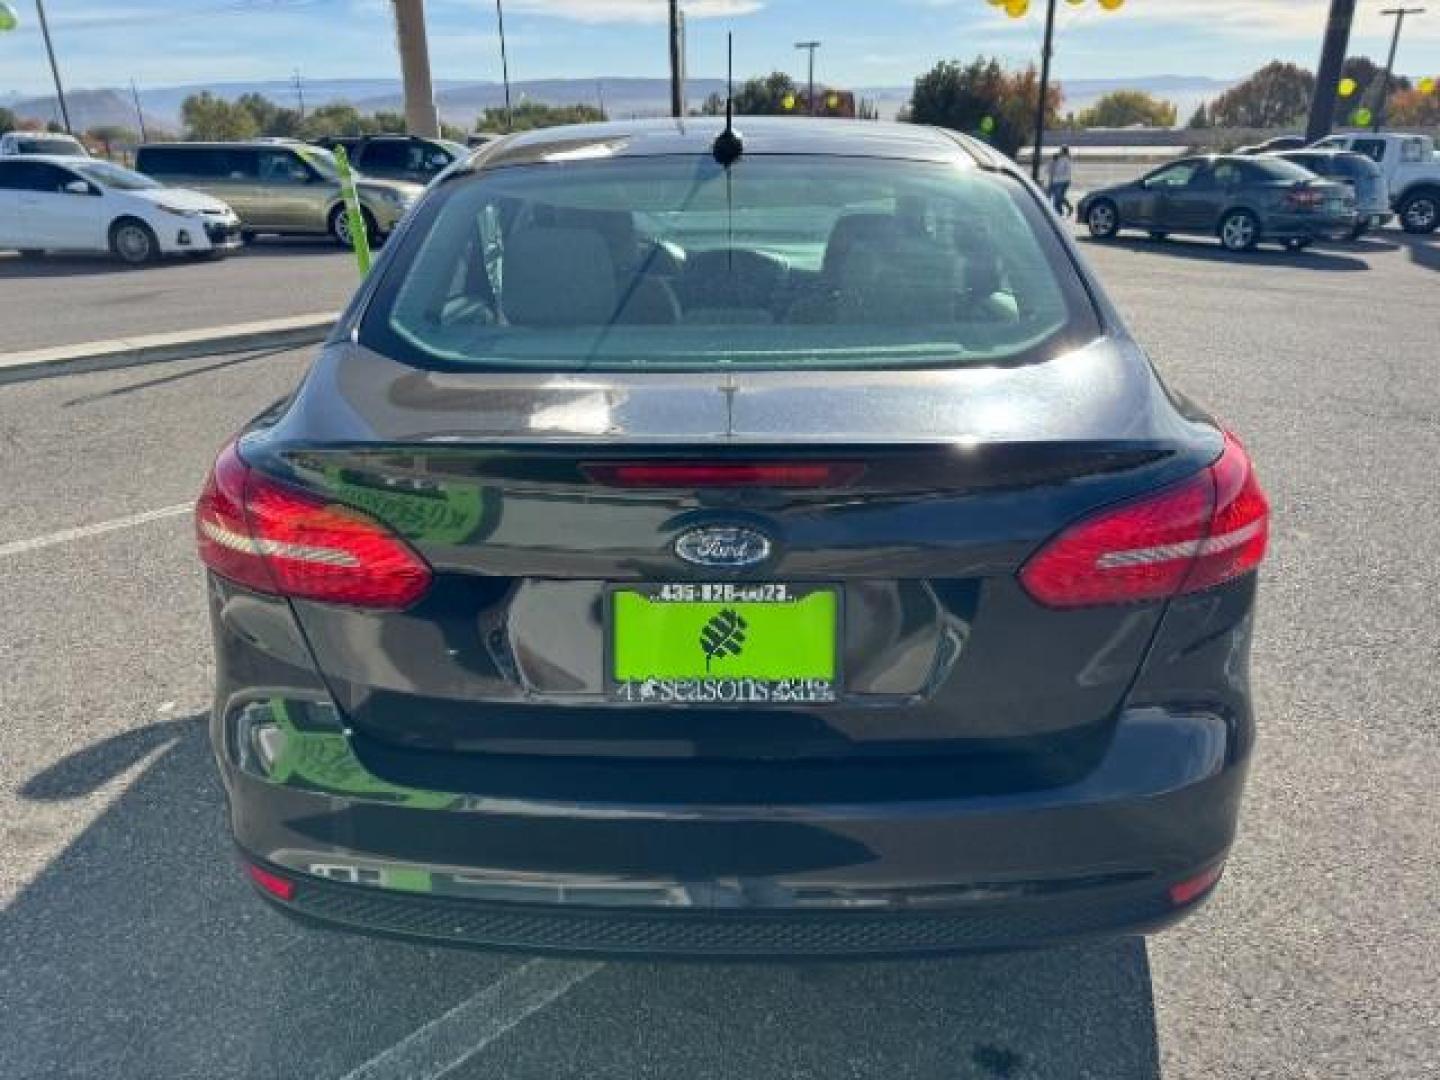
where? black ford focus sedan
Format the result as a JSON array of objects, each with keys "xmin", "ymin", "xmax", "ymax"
[{"xmin": 197, "ymin": 118, "xmax": 1268, "ymax": 957}]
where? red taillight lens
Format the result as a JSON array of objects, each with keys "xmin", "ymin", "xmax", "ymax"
[
  {"xmin": 244, "ymin": 862, "xmax": 297, "ymax": 902},
  {"xmin": 583, "ymin": 461, "xmax": 863, "ymax": 488},
  {"xmin": 1019, "ymin": 433, "xmax": 1268, "ymax": 609},
  {"xmin": 1285, "ymin": 187, "xmax": 1324, "ymax": 210},
  {"xmin": 196, "ymin": 442, "xmax": 432, "ymax": 610}
]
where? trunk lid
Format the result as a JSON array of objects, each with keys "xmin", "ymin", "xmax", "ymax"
[{"xmin": 248, "ymin": 339, "xmax": 1218, "ymax": 765}]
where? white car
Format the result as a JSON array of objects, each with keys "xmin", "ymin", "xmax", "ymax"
[
  {"xmin": 0, "ymin": 130, "xmax": 89, "ymax": 157},
  {"xmin": 0, "ymin": 155, "xmax": 243, "ymax": 264},
  {"xmin": 1311, "ymin": 132, "xmax": 1440, "ymax": 234}
]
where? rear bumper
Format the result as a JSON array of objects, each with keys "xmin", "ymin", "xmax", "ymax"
[{"xmin": 218, "ymin": 702, "xmax": 1250, "ymax": 957}]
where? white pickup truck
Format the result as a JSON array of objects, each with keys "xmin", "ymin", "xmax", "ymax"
[{"xmin": 1312, "ymin": 132, "xmax": 1440, "ymax": 234}]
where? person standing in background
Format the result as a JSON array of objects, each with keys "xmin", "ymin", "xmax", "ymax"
[{"xmin": 1046, "ymin": 146, "xmax": 1074, "ymax": 217}]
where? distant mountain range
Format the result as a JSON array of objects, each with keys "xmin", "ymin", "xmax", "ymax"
[{"xmin": 2, "ymin": 75, "xmax": 1239, "ymax": 133}]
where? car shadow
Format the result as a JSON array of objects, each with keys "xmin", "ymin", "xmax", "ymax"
[
  {"xmin": 0, "ymin": 236, "xmax": 350, "ymax": 277},
  {"xmin": 4, "ymin": 719, "xmax": 1161, "ymax": 1080},
  {"xmin": 1079, "ymin": 233, "xmax": 1371, "ymax": 272},
  {"xmin": 1391, "ymin": 231, "xmax": 1439, "ymax": 274}
]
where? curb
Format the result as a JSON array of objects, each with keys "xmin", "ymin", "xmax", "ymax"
[{"xmin": 0, "ymin": 312, "xmax": 337, "ymax": 385}]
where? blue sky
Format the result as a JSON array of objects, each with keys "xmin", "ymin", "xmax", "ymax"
[{"xmin": 2, "ymin": 0, "xmax": 1438, "ymax": 97}]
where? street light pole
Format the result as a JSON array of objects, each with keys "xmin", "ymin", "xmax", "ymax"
[
  {"xmin": 130, "ymin": 79, "xmax": 148, "ymax": 144},
  {"xmin": 33, "ymin": 0, "xmax": 72, "ymax": 134},
  {"xmin": 1373, "ymin": 7, "xmax": 1425, "ymax": 132},
  {"xmin": 496, "ymin": 0, "xmax": 513, "ymax": 131},
  {"xmin": 1030, "ymin": 0, "xmax": 1058, "ymax": 183},
  {"xmin": 669, "ymin": 0, "xmax": 683, "ymax": 117},
  {"xmin": 795, "ymin": 41, "xmax": 820, "ymax": 115}
]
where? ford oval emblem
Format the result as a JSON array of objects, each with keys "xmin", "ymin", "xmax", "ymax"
[{"xmin": 674, "ymin": 525, "xmax": 773, "ymax": 569}]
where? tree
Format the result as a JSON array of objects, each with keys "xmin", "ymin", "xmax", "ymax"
[
  {"xmin": 478, "ymin": 102, "xmax": 605, "ymax": 133},
  {"xmin": 301, "ymin": 103, "xmax": 366, "ymax": 138},
  {"xmin": 857, "ymin": 98, "xmax": 880, "ymax": 121},
  {"xmin": 0, "ymin": 106, "xmax": 17, "ymax": 132},
  {"xmin": 698, "ymin": 91, "xmax": 725, "ymax": 117},
  {"xmin": 86, "ymin": 125, "xmax": 135, "ymax": 158},
  {"xmin": 732, "ymin": 72, "xmax": 800, "ymax": 116},
  {"xmin": 1076, "ymin": 90, "xmax": 1177, "ymax": 129},
  {"xmin": 1386, "ymin": 86, "xmax": 1440, "ymax": 127},
  {"xmin": 181, "ymin": 92, "xmax": 260, "ymax": 140},
  {"xmin": 1208, "ymin": 61, "xmax": 1315, "ymax": 129},
  {"xmin": 1186, "ymin": 102, "xmax": 1211, "ymax": 130},
  {"xmin": 907, "ymin": 57, "xmax": 1060, "ymax": 158}
]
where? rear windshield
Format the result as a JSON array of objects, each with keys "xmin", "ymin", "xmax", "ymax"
[
  {"xmin": 360, "ymin": 155, "xmax": 1098, "ymax": 372},
  {"xmin": 1246, "ymin": 158, "xmax": 1317, "ymax": 182},
  {"xmin": 11, "ymin": 137, "xmax": 84, "ymax": 156}
]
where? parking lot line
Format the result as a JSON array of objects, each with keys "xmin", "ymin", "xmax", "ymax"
[
  {"xmin": 0, "ymin": 503, "xmax": 192, "ymax": 560},
  {"xmin": 337, "ymin": 959, "xmax": 603, "ymax": 1080}
]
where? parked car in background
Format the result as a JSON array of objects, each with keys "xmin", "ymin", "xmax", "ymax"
[
  {"xmin": 0, "ymin": 155, "xmax": 241, "ymax": 264},
  {"xmin": 1235, "ymin": 135, "xmax": 1307, "ymax": 156},
  {"xmin": 1310, "ymin": 132, "xmax": 1440, "ymax": 234},
  {"xmin": 1272, "ymin": 149, "xmax": 1391, "ymax": 238},
  {"xmin": 309, "ymin": 134, "xmax": 467, "ymax": 185},
  {"xmin": 1079, "ymin": 155, "xmax": 1357, "ymax": 252},
  {"xmin": 0, "ymin": 131, "xmax": 89, "ymax": 157},
  {"xmin": 200, "ymin": 117, "xmax": 1270, "ymax": 957},
  {"xmin": 136, "ymin": 141, "xmax": 422, "ymax": 245}
]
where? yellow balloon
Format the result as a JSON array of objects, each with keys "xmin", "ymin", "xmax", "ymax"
[
  {"xmin": 1004, "ymin": 0, "xmax": 1030, "ymax": 17},
  {"xmin": 0, "ymin": 1, "xmax": 18, "ymax": 32},
  {"xmin": 1420, "ymin": 76, "xmax": 1437, "ymax": 95},
  {"xmin": 1352, "ymin": 107, "xmax": 1373, "ymax": 127},
  {"xmin": 1338, "ymin": 77, "xmax": 1357, "ymax": 98},
  {"xmin": 781, "ymin": 93, "xmax": 796, "ymax": 111},
  {"xmin": 1098, "ymin": 0, "xmax": 1125, "ymax": 10}
]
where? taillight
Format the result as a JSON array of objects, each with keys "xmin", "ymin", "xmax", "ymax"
[
  {"xmin": 1019, "ymin": 433, "xmax": 1268, "ymax": 609},
  {"xmin": 1285, "ymin": 186, "xmax": 1324, "ymax": 210},
  {"xmin": 583, "ymin": 461, "xmax": 863, "ymax": 488},
  {"xmin": 196, "ymin": 441, "xmax": 432, "ymax": 609}
]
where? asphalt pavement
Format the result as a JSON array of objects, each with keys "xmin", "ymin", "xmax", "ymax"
[
  {"xmin": 0, "ymin": 238, "xmax": 356, "ymax": 353},
  {"xmin": 1, "ymin": 229, "xmax": 1437, "ymax": 1080}
]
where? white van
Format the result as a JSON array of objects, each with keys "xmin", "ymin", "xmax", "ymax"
[{"xmin": 0, "ymin": 131, "xmax": 89, "ymax": 157}]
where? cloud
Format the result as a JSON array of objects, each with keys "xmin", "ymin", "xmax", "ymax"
[{"xmin": 502, "ymin": 0, "xmax": 763, "ymax": 23}]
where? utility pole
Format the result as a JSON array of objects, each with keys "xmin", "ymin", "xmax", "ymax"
[
  {"xmin": 1030, "ymin": 0, "xmax": 1058, "ymax": 182},
  {"xmin": 293, "ymin": 68, "xmax": 306, "ymax": 121},
  {"xmin": 1373, "ymin": 7, "xmax": 1425, "ymax": 131},
  {"xmin": 1306, "ymin": 0, "xmax": 1359, "ymax": 143},
  {"xmin": 795, "ymin": 40, "xmax": 820, "ymax": 115},
  {"xmin": 129, "ymin": 79, "xmax": 148, "ymax": 143},
  {"xmin": 34, "ymin": 0, "xmax": 71, "ymax": 134},
  {"xmin": 668, "ymin": 0, "xmax": 683, "ymax": 117},
  {"xmin": 496, "ymin": 0, "xmax": 513, "ymax": 131},
  {"xmin": 391, "ymin": 0, "xmax": 440, "ymax": 137}
]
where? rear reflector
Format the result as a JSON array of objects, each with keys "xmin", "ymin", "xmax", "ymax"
[
  {"xmin": 1168, "ymin": 863, "xmax": 1225, "ymax": 906},
  {"xmin": 196, "ymin": 441, "xmax": 432, "ymax": 610},
  {"xmin": 583, "ymin": 462, "xmax": 863, "ymax": 488},
  {"xmin": 1019, "ymin": 432, "xmax": 1269, "ymax": 608},
  {"xmin": 244, "ymin": 862, "xmax": 297, "ymax": 902}
]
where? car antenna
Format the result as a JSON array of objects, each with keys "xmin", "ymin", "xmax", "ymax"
[{"xmin": 712, "ymin": 33, "xmax": 744, "ymax": 166}]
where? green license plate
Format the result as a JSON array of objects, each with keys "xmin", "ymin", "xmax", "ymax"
[{"xmin": 609, "ymin": 583, "xmax": 839, "ymax": 705}]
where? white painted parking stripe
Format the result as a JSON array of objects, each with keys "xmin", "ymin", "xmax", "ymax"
[
  {"xmin": 0, "ymin": 503, "xmax": 192, "ymax": 560},
  {"xmin": 338, "ymin": 960, "xmax": 602, "ymax": 1080}
]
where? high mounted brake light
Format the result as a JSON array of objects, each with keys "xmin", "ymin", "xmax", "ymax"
[
  {"xmin": 1019, "ymin": 433, "xmax": 1269, "ymax": 608},
  {"xmin": 196, "ymin": 441, "xmax": 432, "ymax": 610}
]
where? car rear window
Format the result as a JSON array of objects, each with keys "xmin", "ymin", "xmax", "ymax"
[
  {"xmin": 360, "ymin": 155, "xmax": 1099, "ymax": 373},
  {"xmin": 1245, "ymin": 158, "xmax": 1317, "ymax": 182}
]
